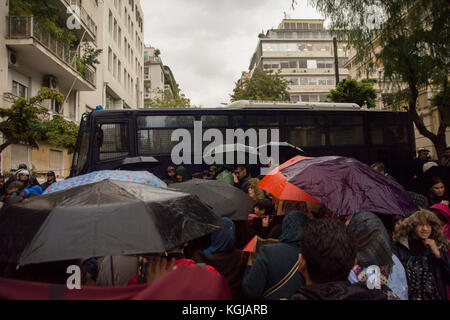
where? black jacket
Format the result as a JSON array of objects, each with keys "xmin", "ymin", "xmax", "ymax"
[
  {"xmin": 291, "ymin": 281, "xmax": 387, "ymax": 300},
  {"xmin": 395, "ymin": 242, "xmax": 450, "ymax": 300}
]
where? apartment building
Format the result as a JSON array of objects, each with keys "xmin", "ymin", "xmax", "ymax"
[
  {"xmin": 0, "ymin": 0, "xmax": 145, "ymax": 177},
  {"xmin": 0, "ymin": 0, "xmax": 99, "ymax": 177},
  {"xmin": 143, "ymin": 45, "xmax": 175, "ymax": 105},
  {"xmin": 345, "ymin": 46, "xmax": 450, "ymax": 159},
  {"xmin": 79, "ymin": 0, "xmax": 145, "ymax": 112},
  {"xmin": 248, "ymin": 19, "xmax": 350, "ymax": 103}
]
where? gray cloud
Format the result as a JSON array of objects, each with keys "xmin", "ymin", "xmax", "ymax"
[{"xmin": 141, "ymin": 0, "xmax": 322, "ymax": 106}]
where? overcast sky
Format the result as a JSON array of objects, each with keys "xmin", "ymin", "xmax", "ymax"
[{"xmin": 140, "ymin": 0, "xmax": 323, "ymax": 107}]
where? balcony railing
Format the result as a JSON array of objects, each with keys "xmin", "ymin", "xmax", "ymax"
[
  {"xmin": 6, "ymin": 16, "xmax": 96, "ymax": 87},
  {"xmin": 61, "ymin": 0, "xmax": 97, "ymax": 38}
]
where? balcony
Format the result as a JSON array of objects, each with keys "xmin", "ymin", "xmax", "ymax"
[
  {"xmin": 56, "ymin": 0, "xmax": 97, "ymax": 42},
  {"xmin": 6, "ymin": 16, "xmax": 96, "ymax": 91}
]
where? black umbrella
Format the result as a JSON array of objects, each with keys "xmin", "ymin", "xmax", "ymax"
[
  {"xmin": 171, "ymin": 179, "xmax": 254, "ymax": 221},
  {"xmin": 203, "ymin": 143, "xmax": 260, "ymax": 167},
  {"xmin": 0, "ymin": 180, "xmax": 228, "ymax": 266}
]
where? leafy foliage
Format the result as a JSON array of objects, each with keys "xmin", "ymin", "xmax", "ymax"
[
  {"xmin": 308, "ymin": 0, "xmax": 450, "ymax": 156},
  {"xmin": 230, "ymin": 69, "xmax": 290, "ymax": 102},
  {"xmin": 41, "ymin": 115, "xmax": 79, "ymax": 154},
  {"xmin": 145, "ymin": 85, "xmax": 191, "ymax": 108},
  {"xmin": 76, "ymin": 43, "xmax": 103, "ymax": 78},
  {"xmin": 328, "ymin": 78, "xmax": 377, "ymax": 108},
  {"xmin": 0, "ymin": 88, "xmax": 62, "ymax": 152},
  {"xmin": 10, "ymin": 0, "xmax": 77, "ymax": 48}
]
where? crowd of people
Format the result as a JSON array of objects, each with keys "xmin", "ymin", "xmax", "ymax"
[{"xmin": 0, "ymin": 147, "xmax": 449, "ymax": 301}]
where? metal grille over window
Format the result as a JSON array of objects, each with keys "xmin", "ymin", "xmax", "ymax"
[{"xmin": 99, "ymin": 123, "xmax": 130, "ymax": 161}]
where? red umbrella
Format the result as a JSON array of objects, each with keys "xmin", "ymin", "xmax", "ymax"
[{"xmin": 257, "ymin": 156, "xmax": 320, "ymax": 203}]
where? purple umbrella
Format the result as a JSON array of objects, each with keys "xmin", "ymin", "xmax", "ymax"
[{"xmin": 280, "ymin": 156, "xmax": 418, "ymax": 216}]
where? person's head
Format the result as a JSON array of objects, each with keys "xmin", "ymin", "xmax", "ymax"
[
  {"xmin": 347, "ymin": 212, "xmax": 393, "ymax": 268},
  {"xmin": 16, "ymin": 169, "xmax": 30, "ymax": 183},
  {"xmin": 209, "ymin": 165, "xmax": 218, "ymax": 177},
  {"xmin": 429, "ymin": 203, "xmax": 450, "ymax": 227},
  {"xmin": 18, "ymin": 163, "xmax": 27, "ymax": 170},
  {"xmin": 253, "ymin": 199, "xmax": 274, "ymax": 217},
  {"xmin": 175, "ymin": 166, "xmax": 186, "ymax": 182},
  {"xmin": 202, "ymin": 170, "xmax": 209, "ymax": 179},
  {"xmin": 247, "ymin": 178, "xmax": 265, "ymax": 201},
  {"xmin": 203, "ymin": 217, "xmax": 235, "ymax": 256},
  {"xmin": 305, "ymin": 202, "xmax": 332, "ymax": 219},
  {"xmin": 167, "ymin": 166, "xmax": 176, "ymax": 177},
  {"xmin": 371, "ymin": 162, "xmax": 386, "ymax": 175},
  {"xmin": 7, "ymin": 181, "xmax": 25, "ymax": 197},
  {"xmin": 393, "ymin": 210, "xmax": 450, "ymax": 249},
  {"xmin": 418, "ymin": 148, "xmax": 430, "ymax": 160},
  {"xmin": 0, "ymin": 174, "xmax": 4, "ymax": 189},
  {"xmin": 279, "ymin": 210, "xmax": 309, "ymax": 245},
  {"xmin": 234, "ymin": 165, "xmax": 247, "ymax": 180},
  {"xmin": 46, "ymin": 171, "xmax": 56, "ymax": 183},
  {"xmin": 298, "ymin": 218, "xmax": 356, "ymax": 285},
  {"xmin": 427, "ymin": 176, "xmax": 446, "ymax": 198}
]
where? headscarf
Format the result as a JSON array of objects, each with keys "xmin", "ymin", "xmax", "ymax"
[
  {"xmin": 429, "ymin": 203, "xmax": 450, "ymax": 244},
  {"xmin": 203, "ymin": 217, "xmax": 235, "ymax": 256},
  {"xmin": 175, "ymin": 166, "xmax": 187, "ymax": 181},
  {"xmin": 279, "ymin": 210, "xmax": 309, "ymax": 246},
  {"xmin": 347, "ymin": 212, "xmax": 393, "ymax": 269}
]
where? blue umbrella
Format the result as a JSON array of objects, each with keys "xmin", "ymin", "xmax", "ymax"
[
  {"xmin": 43, "ymin": 170, "xmax": 167, "ymax": 194},
  {"xmin": 280, "ymin": 156, "xmax": 418, "ymax": 216}
]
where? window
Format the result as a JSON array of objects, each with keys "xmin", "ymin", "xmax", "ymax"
[
  {"xmin": 49, "ymin": 149, "xmax": 63, "ymax": 177},
  {"xmin": 113, "ymin": 54, "xmax": 117, "ymax": 77},
  {"xmin": 11, "ymin": 144, "xmax": 29, "ymax": 171},
  {"xmin": 118, "ymin": 60, "xmax": 122, "ymax": 82},
  {"xmin": 98, "ymin": 123, "xmax": 130, "ymax": 161},
  {"xmin": 108, "ymin": 47, "xmax": 112, "ymax": 71},
  {"xmin": 108, "ymin": 10, "xmax": 113, "ymax": 34},
  {"xmin": 118, "ymin": 27, "xmax": 122, "ymax": 48},
  {"xmin": 12, "ymin": 80, "xmax": 27, "ymax": 98},
  {"xmin": 299, "ymin": 59, "xmax": 307, "ymax": 68},
  {"xmin": 287, "ymin": 115, "xmax": 326, "ymax": 147},
  {"xmin": 329, "ymin": 115, "xmax": 364, "ymax": 146},
  {"xmin": 114, "ymin": 19, "xmax": 117, "ymax": 41}
]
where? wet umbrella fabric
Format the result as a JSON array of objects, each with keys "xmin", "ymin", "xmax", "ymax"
[
  {"xmin": 281, "ymin": 156, "xmax": 418, "ymax": 216},
  {"xmin": 43, "ymin": 170, "xmax": 167, "ymax": 194},
  {"xmin": 171, "ymin": 179, "xmax": 254, "ymax": 221},
  {"xmin": 0, "ymin": 180, "xmax": 228, "ymax": 266},
  {"xmin": 257, "ymin": 156, "xmax": 320, "ymax": 202}
]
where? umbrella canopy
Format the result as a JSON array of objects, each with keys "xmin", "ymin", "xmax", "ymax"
[
  {"xmin": 258, "ymin": 142, "xmax": 304, "ymax": 164},
  {"xmin": 203, "ymin": 143, "xmax": 259, "ymax": 166},
  {"xmin": 281, "ymin": 156, "xmax": 419, "ymax": 216},
  {"xmin": 257, "ymin": 156, "xmax": 320, "ymax": 202},
  {"xmin": 0, "ymin": 180, "xmax": 227, "ymax": 266},
  {"xmin": 171, "ymin": 179, "xmax": 254, "ymax": 221},
  {"xmin": 43, "ymin": 170, "xmax": 167, "ymax": 194}
]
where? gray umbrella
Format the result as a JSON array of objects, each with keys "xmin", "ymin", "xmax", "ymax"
[{"xmin": 0, "ymin": 180, "xmax": 228, "ymax": 266}]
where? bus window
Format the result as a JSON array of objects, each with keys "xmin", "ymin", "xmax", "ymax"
[
  {"xmin": 328, "ymin": 115, "xmax": 364, "ymax": 146},
  {"xmin": 370, "ymin": 116, "xmax": 408, "ymax": 145},
  {"xmin": 232, "ymin": 115, "xmax": 280, "ymax": 127},
  {"xmin": 137, "ymin": 115, "xmax": 195, "ymax": 128},
  {"xmin": 98, "ymin": 123, "xmax": 130, "ymax": 161},
  {"xmin": 201, "ymin": 115, "xmax": 228, "ymax": 127},
  {"xmin": 286, "ymin": 114, "xmax": 327, "ymax": 147}
]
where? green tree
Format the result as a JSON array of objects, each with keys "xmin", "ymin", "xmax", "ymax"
[
  {"xmin": 230, "ymin": 69, "xmax": 290, "ymax": 102},
  {"xmin": 76, "ymin": 43, "xmax": 103, "ymax": 78},
  {"xmin": 145, "ymin": 84, "xmax": 191, "ymax": 108},
  {"xmin": 10, "ymin": 0, "xmax": 77, "ymax": 48},
  {"xmin": 308, "ymin": 0, "xmax": 450, "ymax": 158},
  {"xmin": 40, "ymin": 115, "xmax": 79, "ymax": 154},
  {"xmin": 0, "ymin": 87, "xmax": 63, "ymax": 153},
  {"xmin": 328, "ymin": 78, "xmax": 377, "ymax": 108}
]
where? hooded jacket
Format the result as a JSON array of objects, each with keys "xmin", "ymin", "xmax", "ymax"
[
  {"xmin": 242, "ymin": 211, "xmax": 308, "ymax": 300},
  {"xmin": 393, "ymin": 210, "xmax": 450, "ymax": 300}
]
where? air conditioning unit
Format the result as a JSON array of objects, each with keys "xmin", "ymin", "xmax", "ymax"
[
  {"xmin": 43, "ymin": 75, "xmax": 57, "ymax": 89},
  {"xmin": 8, "ymin": 50, "xmax": 18, "ymax": 67}
]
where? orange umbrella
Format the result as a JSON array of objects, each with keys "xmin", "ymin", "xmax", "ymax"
[{"xmin": 257, "ymin": 155, "xmax": 320, "ymax": 203}]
